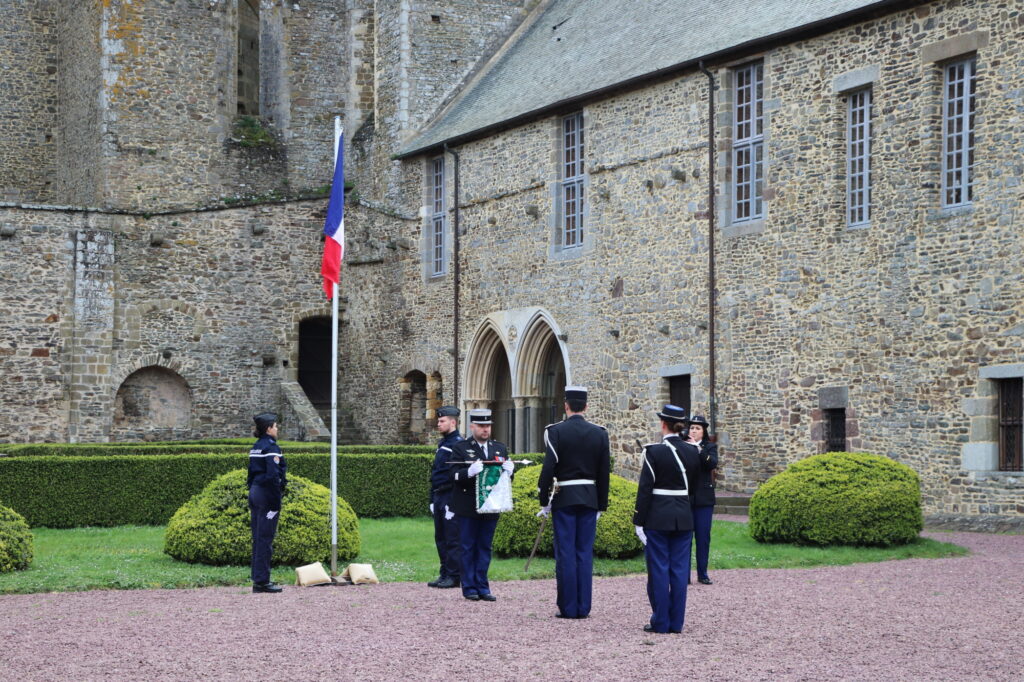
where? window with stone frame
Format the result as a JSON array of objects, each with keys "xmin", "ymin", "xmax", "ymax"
[
  {"xmin": 559, "ymin": 112, "xmax": 585, "ymax": 248},
  {"xmin": 846, "ymin": 87, "xmax": 872, "ymax": 227},
  {"xmin": 237, "ymin": 0, "xmax": 260, "ymax": 115},
  {"xmin": 732, "ymin": 61, "xmax": 764, "ymax": 223},
  {"xmin": 667, "ymin": 374, "xmax": 692, "ymax": 420},
  {"xmin": 942, "ymin": 57, "xmax": 977, "ymax": 208},
  {"xmin": 997, "ymin": 377, "xmax": 1023, "ymax": 472},
  {"xmin": 429, "ymin": 155, "xmax": 446, "ymax": 277},
  {"xmin": 824, "ymin": 408, "xmax": 847, "ymax": 452}
]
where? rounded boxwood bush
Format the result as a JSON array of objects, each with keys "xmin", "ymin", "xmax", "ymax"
[
  {"xmin": 0, "ymin": 503, "xmax": 33, "ymax": 573},
  {"xmin": 164, "ymin": 470, "xmax": 360, "ymax": 566},
  {"xmin": 492, "ymin": 465, "xmax": 643, "ymax": 559},
  {"xmin": 749, "ymin": 452, "xmax": 923, "ymax": 546}
]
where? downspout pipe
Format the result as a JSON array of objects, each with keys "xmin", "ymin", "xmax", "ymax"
[
  {"xmin": 444, "ymin": 143, "xmax": 462, "ymax": 416},
  {"xmin": 699, "ymin": 60, "xmax": 718, "ymax": 438}
]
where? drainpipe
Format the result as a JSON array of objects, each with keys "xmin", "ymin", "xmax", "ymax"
[
  {"xmin": 444, "ymin": 143, "xmax": 461, "ymax": 415},
  {"xmin": 699, "ymin": 60, "xmax": 718, "ymax": 438}
]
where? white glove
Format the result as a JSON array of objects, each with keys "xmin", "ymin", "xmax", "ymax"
[
  {"xmin": 429, "ymin": 503, "xmax": 434, "ymax": 515},
  {"xmin": 596, "ymin": 511, "xmax": 602, "ymax": 521},
  {"xmin": 467, "ymin": 460, "xmax": 484, "ymax": 477},
  {"xmin": 536, "ymin": 505, "xmax": 551, "ymax": 518},
  {"xmin": 444, "ymin": 505, "xmax": 454, "ymax": 521},
  {"xmin": 501, "ymin": 460, "xmax": 515, "ymax": 474},
  {"xmin": 634, "ymin": 525, "xmax": 647, "ymax": 546}
]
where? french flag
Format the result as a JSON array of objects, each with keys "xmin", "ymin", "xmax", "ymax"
[{"xmin": 320, "ymin": 134, "xmax": 344, "ymax": 299}]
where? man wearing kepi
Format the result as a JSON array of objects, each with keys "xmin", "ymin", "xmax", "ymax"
[
  {"xmin": 449, "ymin": 408, "xmax": 513, "ymax": 602},
  {"xmin": 537, "ymin": 386, "xmax": 611, "ymax": 620},
  {"xmin": 427, "ymin": 405, "xmax": 463, "ymax": 589},
  {"xmin": 248, "ymin": 412, "xmax": 287, "ymax": 594}
]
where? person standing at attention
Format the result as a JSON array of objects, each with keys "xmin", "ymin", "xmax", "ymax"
[
  {"xmin": 427, "ymin": 405, "xmax": 463, "ymax": 589},
  {"xmin": 537, "ymin": 386, "xmax": 611, "ymax": 620},
  {"xmin": 686, "ymin": 414, "xmax": 718, "ymax": 585},
  {"xmin": 248, "ymin": 412, "xmax": 286, "ymax": 594}
]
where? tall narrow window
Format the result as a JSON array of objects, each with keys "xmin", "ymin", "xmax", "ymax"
[
  {"xmin": 825, "ymin": 408, "xmax": 847, "ymax": 452},
  {"xmin": 942, "ymin": 58, "xmax": 977, "ymax": 208},
  {"xmin": 430, "ymin": 156, "xmax": 446, "ymax": 277},
  {"xmin": 237, "ymin": 0, "xmax": 260, "ymax": 115},
  {"xmin": 847, "ymin": 88, "xmax": 872, "ymax": 226},
  {"xmin": 668, "ymin": 374, "xmax": 692, "ymax": 420},
  {"xmin": 733, "ymin": 62, "xmax": 764, "ymax": 222},
  {"xmin": 560, "ymin": 112, "xmax": 585, "ymax": 248},
  {"xmin": 998, "ymin": 378, "xmax": 1023, "ymax": 472}
]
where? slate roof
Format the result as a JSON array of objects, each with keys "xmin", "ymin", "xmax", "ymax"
[{"xmin": 397, "ymin": 0, "xmax": 912, "ymax": 158}]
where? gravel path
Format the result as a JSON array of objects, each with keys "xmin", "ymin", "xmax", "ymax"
[{"xmin": 2, "ymin": 529, "xmax": 1021, "ymax": 681}]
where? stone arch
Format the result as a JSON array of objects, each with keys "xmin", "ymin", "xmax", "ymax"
[
  {"xmin": 463, "ymin": 318, "xmax": 515, "ymax": 446},
  {"xmin": 111, "ymin": 365, "xmax": 193, "ymax": 440},
  {"xmin": 515, "ymin": 311, "xmax": 570, "ymax": 452},
  {"xmin": 399, "ymin": 370, "xmax": 429, "ymax": 444},
  {"xmin": 118, "ymin": 299, "xmax": 208, "ymax": 351}
]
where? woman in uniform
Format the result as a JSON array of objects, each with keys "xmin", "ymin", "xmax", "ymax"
[
  {"xmin": 633, "ymin": 404, "xmax": 701, "ymax": 633},
  {"xmin": 686, "ymin": 414, "xmax": 718, "ymax": 585},
  {"xmin": 248, "ymin": 412, "xmax": 287, "ymax": 594}
]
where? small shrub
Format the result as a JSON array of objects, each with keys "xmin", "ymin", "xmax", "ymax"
[
  {"xmin": 163, "ymin": 470, "xmax": 359, "ymax": 566},
  {"xmin": 749, "ymin": 452, "xmax": 923, "ymax": 547},
  {"xmin": 231, "ymin": 115, "xmax": 278, "ymax": 148},
  {"xmin": 0, "ymin": 504, "xmax": 33, "ymax": 573},
  {"xmin": 492, "ymin": 465, "xmax": 643, "ymax": 559}
]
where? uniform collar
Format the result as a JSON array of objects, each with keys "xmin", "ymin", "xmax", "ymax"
[
  {"xmin": 662, "ymin": 434, "xmax": 678, "ymax": 443},
  {"xmin": 567, "ymin": 414, "xmax": 586, "ymax": 421},
  {"xmin": 439, "ymin": 430, "xmax": 463, "ymax": 444}
]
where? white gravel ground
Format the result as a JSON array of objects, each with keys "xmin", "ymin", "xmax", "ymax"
[{"xmin": 1, "ymin": 529, "xmax": 1021, "ymax": 681}]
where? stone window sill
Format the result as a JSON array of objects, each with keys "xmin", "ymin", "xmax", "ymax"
[{"xmin": 722, "ymin": 218, "xmax": 765, "ymax": 239}]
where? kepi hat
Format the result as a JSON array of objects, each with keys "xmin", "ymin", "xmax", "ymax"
[
  {"xmin": 564, "ymin": 385, "xmax": 588, "ymax": 402},
  {"xmin": 468, "ymin": 408, "xmax": 493, "ymax": 425},
  {"xmin": 656, "ymin": 404, "xmax": 687, "ymax": 423},
  {"xmin": 436, "ymin": 405, "xmax": 460, "ymax": 418}
]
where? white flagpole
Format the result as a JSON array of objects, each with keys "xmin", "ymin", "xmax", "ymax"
[{"xmin": 330, "ymin": 116, "xmax": 342, "ymax": 577}]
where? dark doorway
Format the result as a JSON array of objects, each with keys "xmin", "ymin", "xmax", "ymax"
[
  {"xmin": 489, "ymin": 351, "xmax": 514, "ymax": 450},
  {"xmin": 668, "ymin": 374, "xmax": 691, "ymax": 419},
  {"xmin": 299, "ymin": 317, "xmax": 332, "ymax": 409}
]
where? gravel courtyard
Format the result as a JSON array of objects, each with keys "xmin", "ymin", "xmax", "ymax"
[{"xmin": 2, "ymin": 528, "xmax": 1020, "ymax": 681}]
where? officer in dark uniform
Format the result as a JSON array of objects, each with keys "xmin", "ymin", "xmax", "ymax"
[
  {"xmin": 633, "ymin": 404, "xmax": 701, "ymax": 633},
  {"xmin": 248, "ymin": 412, "xmax": 287, "ymax": 594},
  {"xmin": 427, "ymin": 405, "xmax": 463, "ymax": 589},
  {"xmin": 686, "ymin": 414, "xmax": 718, "ymax": 585},
  {"xmin": 537, "ymin": 386, "xmax": 611, "ymax": 620},
  {"xmin": 449, "ymin": 408, "xmax": 513, "ymax": 602}
]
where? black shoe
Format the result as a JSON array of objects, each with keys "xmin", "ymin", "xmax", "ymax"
[
  {"xmin": 464, "ymin": 594, "xmax": 480, "ymax": 601},
  {"xmin": 479, "ymin": 593, "xmax": 497, "ymax": 602},
  {"xmin": 253, "ymin": 582, "xmax": 283, "ymax": 594},
  {"xmin": 555, "ymin": 612, "xmax": 574, "ymax": 619},
  {"xmin": 698, "ymin": 576, "xmax": 713, "ymax": 585},
  {"xmin": 643, "ymin": 624, "xmax": 670, "ymax": 634},
  {"xmin": 427, "ymin": 577, "xmax": 442, "ymax": 587},
  {"xmin": 435, "ymin": 577, "xmax": 460, "ymax": 589}
]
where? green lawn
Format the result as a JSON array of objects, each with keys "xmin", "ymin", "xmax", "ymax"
[{"xmin": 0, "ymin": 518, "xmax": 968, "ymax": 595}]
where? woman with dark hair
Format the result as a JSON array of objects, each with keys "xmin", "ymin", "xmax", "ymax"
[
  {"xmin": 248, "ymin": 412, "xmax": 287, "ymax": 594},
  {"xmin": 686, "ymin": 414, "xmax": 718, "ymax": 585},
  {"xmin": 633, "ymin": 404, "xmax": 701, "ymax": 633}
]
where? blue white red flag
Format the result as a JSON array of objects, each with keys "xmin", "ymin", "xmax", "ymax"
[{"xmin": 320, "ymin": 134, "xmax": 344, "ymax": 298}]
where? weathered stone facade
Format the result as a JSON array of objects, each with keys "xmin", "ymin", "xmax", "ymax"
[{"xmin": 2, "ymin": 0, "xmax": 1022, "ymax": 528}]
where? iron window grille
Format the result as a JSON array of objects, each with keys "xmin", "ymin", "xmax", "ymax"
[
  {"xmin": 733, "ymin": 62, "xmax": 764, "ymax": 223},
  {"xmin": 998, "ymin": 377, "xmax": 1023, "ymax": 472},
  {"xmin": 560, "ymin": 112, "xmax": 585, "ymax": 248},
  {"xmin": 430, "ymin": 156, "xmax": 446, "ymax": 276},
  {"xmin": 847, "ymin": 88, "xmax": 872, "ymax": 226},
  {"xmin": 825, "ymin": 408, "xmax": 847, "ymax": 453},
  {"xmin": 942, "ymin": 58, "xmax": 977, "ymax": 208}
]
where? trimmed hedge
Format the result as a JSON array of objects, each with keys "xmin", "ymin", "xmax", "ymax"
[
  {"xmin": 0, "ymin": 504, "xmax": 33, "ymax": 572},
  {"xmin": 0, "ymin": 451, "xmax": 441, "ymax": 527},
  {"xmin": 0, "ymin": 442, "xmax": 433, "ymax": 457},
  {"xmin": 749, "ymin": 452, "xmax": 923, "ymax": 547},
  {"xmin": 164, "ymin": 470, "xmax": 359, "ymax": 566},
  {"xmin": 492, "ymin": 465, "xmax": 643, "ymax": 559}
]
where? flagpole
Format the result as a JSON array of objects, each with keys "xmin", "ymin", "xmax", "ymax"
[{"xmin": 330, "ymin": 116, "xmax": 342, "ymax": 577}]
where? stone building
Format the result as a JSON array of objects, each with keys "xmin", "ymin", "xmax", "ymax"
[{"xmin": 2, "ymin": 0, "xmax": 1023, "ymax": 529}]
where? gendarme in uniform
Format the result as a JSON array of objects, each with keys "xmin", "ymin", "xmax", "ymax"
[
  {"xmin": 428, "ymin": 405, "xmax": 463, "ymax": 589},
  {"xmin": 537, "ymin": 386, "xmax": 611, "ymax": 619},
  {"xmin": 247, "ymin": 412, "xmax": 287, "ymax": 594}
]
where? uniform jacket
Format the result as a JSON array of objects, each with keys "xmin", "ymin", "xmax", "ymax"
[
  {"xmin": 448, "ymin": 438, "xmax": 510, "ymax": 517},
  {"xmin": 247, "ymin": 435, "xmax": 287, "ymax": 510},
  {"xmin": 690, "ymin": 439, "xmax": 718, "ymax": 507},
  {"xmin": 430, "ymin": 430, "xmax": 465, "ymax": 498},
  {"xmin": 632, "ymin": 434, "xmax": 701, "ymax": 531},
  {"xmin": 538, "ymin": 414, "xmax": 611, "ymax": 511}
]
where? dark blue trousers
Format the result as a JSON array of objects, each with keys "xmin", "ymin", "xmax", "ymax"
[
  {"xmin": 552, "ymin": 506, "xmax": 598, "ymax": 618},
  {"xmin": 458, "ymin": 514, "xmax": 499, "ymax": 597},
  {"xmin": 432, "ymin": 490, "xmax": 461, "ymax": 581},
  {"xmin": 644, "ymin": 529, "xmax": 693, "ymax": 633},
  {"xmin": 249, "ymin": 487, "xmax": 280, "ymax": 585},
  {"xmin": 692, "ymin": 504, "xmax": 714, "ymax": 579}
]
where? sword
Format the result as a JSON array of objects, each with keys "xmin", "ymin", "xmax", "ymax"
[
  {"xmin": 445, "ymin": 459, "xmax": 536, "ymax": 465},
  {"xmin": 524, "ymin": 478, "xmax": 558, "ymax": 572}
]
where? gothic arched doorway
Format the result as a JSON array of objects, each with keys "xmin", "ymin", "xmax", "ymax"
[
  {"xmin": 464, "ymin": 321, "xmax": 515, "ymax": 449},
  {"xmin": 516, "ymin": 314, "xmax": 568, "ymax": 452}
]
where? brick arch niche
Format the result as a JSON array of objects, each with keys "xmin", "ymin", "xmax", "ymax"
[{"xmin": 112, "ymin": 366, "xmax": 193, "ymax": 441}]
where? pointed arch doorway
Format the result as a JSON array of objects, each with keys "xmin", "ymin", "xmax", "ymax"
[
  {"xmin": 463, "ymin": 321, "xmax": 515, "ymax": 448},
  {"xmin": 516, "ymin": 315, "xmax": 568, "ymax": 453}
]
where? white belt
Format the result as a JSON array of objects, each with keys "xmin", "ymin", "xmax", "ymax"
[
  {"xmin": 652, "ymin": 488, "xmax": 688, "ymax": 496},
  {"xmin": 559, "ymin": 479, "xmax": 596, "ymax": 487}
]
